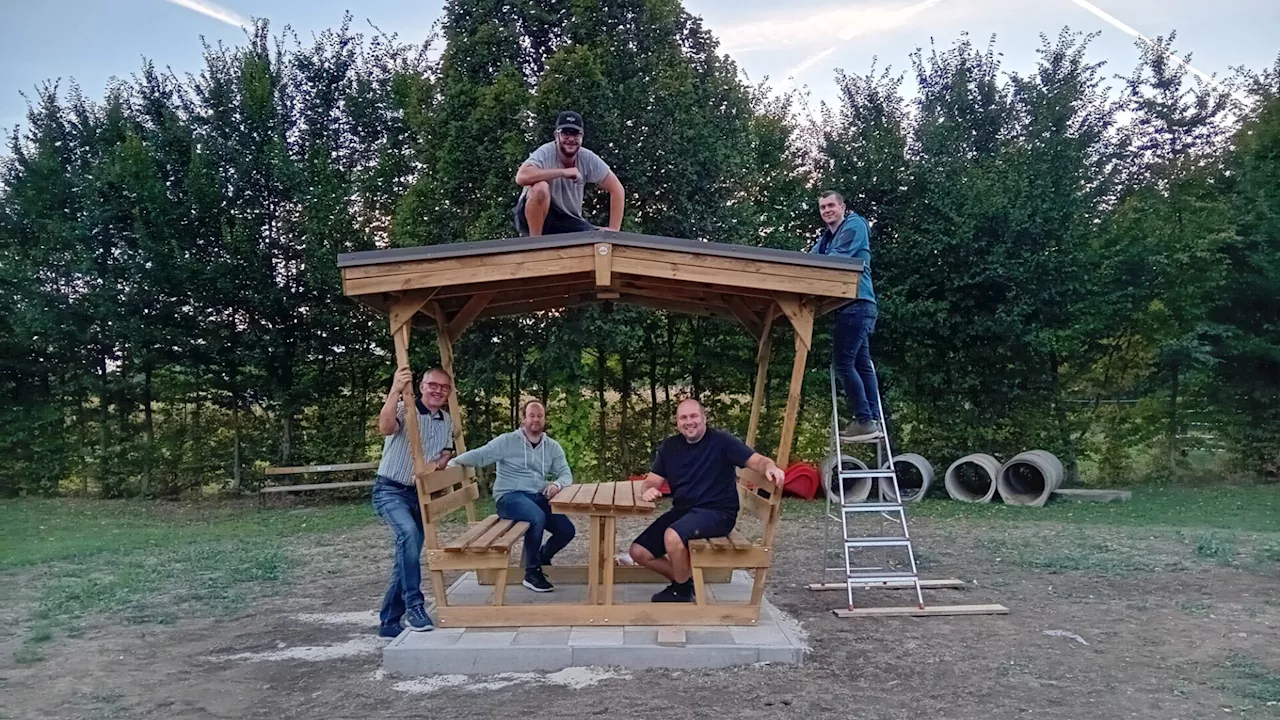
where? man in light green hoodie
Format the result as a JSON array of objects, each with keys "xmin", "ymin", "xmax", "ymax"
[{"xmin": 448, "ymin": 400, "xmax": 576, "ymax": 592}]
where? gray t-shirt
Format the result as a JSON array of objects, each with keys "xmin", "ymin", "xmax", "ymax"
[{"xmin": 518, "ymin": 141, "xmax": 611, "ymax": 220}]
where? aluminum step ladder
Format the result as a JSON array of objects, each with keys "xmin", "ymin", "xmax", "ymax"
[{"xmin": 823, "ymin": 361, "xmax": 925, "ymax": 610}]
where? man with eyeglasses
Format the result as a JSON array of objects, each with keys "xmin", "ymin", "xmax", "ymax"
[
  {"xmin": 372, "ymin": 367, "xmax": 454, "ymax": 637},
  {"xmin": 513, "ymin": 110, "xmax": 626, "ymax": 237}
]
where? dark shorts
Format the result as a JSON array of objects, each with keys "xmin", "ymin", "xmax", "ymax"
[
  {"xmin": 632, "ymin": 506, "xmax": 737, "ymax": 559},
  {"xmin": 513, "ymin": 194, "xmax": 596, "ymax": 236}
]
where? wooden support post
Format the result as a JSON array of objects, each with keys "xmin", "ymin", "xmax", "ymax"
[
  {"xmin": 724, "ymin": 295, "xmax": 762, "ymax": 340},
  {"xmin": 430, "ymin": 302, "xmax": 473, "ymax": 522},
  {"xmin": 745, "ymin": 306, "xmax": 776, "ymax": 447},
  {"xmin": 775, "ymin": 298, "xmax": 813, "ymax": 467},
  {"xmin": 586, "ymin": 517, "xmax": 602, "ymax": 605},
  {"xmin": 602, "ymin": 516, "xmax": 616, "ymax": 606}
]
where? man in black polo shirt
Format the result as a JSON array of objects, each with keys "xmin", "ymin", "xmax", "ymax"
[{"xmin": 629, "ymin": 399, "xmax": 787, "ymax": 602}]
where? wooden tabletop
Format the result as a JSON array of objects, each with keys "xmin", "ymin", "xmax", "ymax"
[{"xmin": 550, "ymin": 481, "xmax": 656, "ymax": 516}]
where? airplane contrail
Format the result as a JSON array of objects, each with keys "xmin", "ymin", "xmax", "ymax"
[
  {"xmin": 162, "ymin": 0, "xmax": 252, "ymax": 30},
  {"xmin": 782, "ymin": 0, "xmax": 946, "ymax": 82},
  {"xmin": 1067, "ymin": 0, "xmax": 1246, "ymax": 102}
]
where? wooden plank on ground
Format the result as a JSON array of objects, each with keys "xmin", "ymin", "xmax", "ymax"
[
  {"xmin": 1052, "ymin": 489, "xmax": 1132, "ymax": 503},
  {"xmin": 444, "ymin": 515, "xmax": 502, "ymax": 552},
  {"xmin": 657, "ymin": 628, "xmax": 686, "ymax": 647},
  {"xmin": 264, "ymin": 462, "xmax": 379, "ymax": 475},
  {"xmin": 807, "ymin": 579, "xmax": 966, "ymax": 591},
  {"xmin": 260, "ymin": 480, "xmax": 373, "ymax": 493},
  {"xmin": 470, "ymin": 518, "xmax": 516, "ymax": 551},
  {"xmin": 491, "ymin": 521, "xmax": 530, "ymax": 552},
  {"xmin": 833, "ymin": 604, "xmax": 1009, "ymax": 618}
]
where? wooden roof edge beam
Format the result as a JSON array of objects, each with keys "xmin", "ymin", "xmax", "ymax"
[{"xmin": 722, "ymin": 295, "xmax": 762, "ymax": 341}]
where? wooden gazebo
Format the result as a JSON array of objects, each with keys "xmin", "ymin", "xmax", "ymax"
[{"xmin": 338, "ymin": 230, "xmax": 863, "ymax": 627}]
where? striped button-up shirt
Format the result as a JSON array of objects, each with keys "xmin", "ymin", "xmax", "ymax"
[{"xmin": 376, "ymin": 400, "xmax": 453, "ymax": 486}]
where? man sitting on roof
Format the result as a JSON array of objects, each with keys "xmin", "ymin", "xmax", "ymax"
[
  {"xmin": 629, "ymin": 399, "xmax": 786, "ymax": 603},
  {"xmin": 513, "ymin": 110, "xmax": 626, "ymax": 237},
  {"xmin": 449, "ymin": 400, "xmax": 576, "ymax": 593}
]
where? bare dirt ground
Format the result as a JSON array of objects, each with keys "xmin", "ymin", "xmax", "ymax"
[{"xmin": 3, "ymin": 507, "xmax": 1279, "ymax": 720}]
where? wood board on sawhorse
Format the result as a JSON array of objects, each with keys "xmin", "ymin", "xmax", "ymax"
[
  {"xmin": 806, "ymin": 578, "xmax": 967, "ymax": 591},
  {"xmin": 834, "ymin": 604, "xmax": 1009, "ymax": 618}
]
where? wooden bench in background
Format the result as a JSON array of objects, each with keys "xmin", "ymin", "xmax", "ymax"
[{"xmin": 259, "ymin": 461, "xmax": 380, "ymax": 506}]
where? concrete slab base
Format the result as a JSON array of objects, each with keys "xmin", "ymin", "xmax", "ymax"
[{"xmin": 382, "ymin": 571, "xmax": 808, "ymax": 676}]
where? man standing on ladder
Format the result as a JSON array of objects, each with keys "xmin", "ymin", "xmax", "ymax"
[
  {"xmin": 513, "ymin": 110, "xmax": 626, "ymax": 236},
  {"xmin": 812, "ymin": 190, "xmax": 883, "ymax": 442}
]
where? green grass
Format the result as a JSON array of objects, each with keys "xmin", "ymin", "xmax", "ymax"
[
  {"xmin": 1219, "ymin": 654, "xmax": 1280, "ymax": 710},
  {"xmin": 1, "ymin": 497, "xmax": 384, "ymax": 664},
  {"xmin": 0, "ymin": 497, "xmax": 378, "ymax": 569},
  {"xmin": 903, "ymin": 485, "xmax": 1280, "ymax": 532},
  {"xmin": 1193, "ymin": 531, "xmax": 1238, "ymax": 564}
]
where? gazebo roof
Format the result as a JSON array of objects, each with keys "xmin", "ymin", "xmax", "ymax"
[{"xmin": 337, "ymin": 230, "xmax": 863, "ymax": 336}]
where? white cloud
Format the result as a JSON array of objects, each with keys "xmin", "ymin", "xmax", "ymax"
[
  {"xmin": 719, "ymin": 0, "xmax": 948, "ymax": 54},
  {"xmin": 160, "ymin": 0, "xmax": 252, "ymax": 30}
]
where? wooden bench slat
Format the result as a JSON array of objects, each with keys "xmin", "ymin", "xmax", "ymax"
[
  {"xmin": 573, "ymin": 484, "xmax": 598, "ymax": 507},
  {"xmin": 491, "ymin": 521, "xmax": 530, "ymax": 552},
  {"xmin": 688, "ymin": 538, "xmax": 711, "ymax": 552},
  {"xmin": 556, "ymin": 484, "xmax": 583, "ymax": 504},
  {"xmin": 727, "ymin": 530, "xmax": 754, "ymax": 550},
  {"xmin": 592, "ymin": 481, "xmax": 617, "ymax": 506},
  {"xmin": 445, "ymin": 515, "xmax": 502, "ymax": 552},
  {"xmin": 260, "ymin": 480, "xmax": 373, "ymax": 493},
  {"xmin": 470, "ymin": 517, "xmax": 516, "ymax": 551},
  {"xmin": 426, "ymin": 483, "xmax": 480, "ymax": 523},
  {"xmin": 708, "ymin": 536, "xmax": 735, "ymax": 551},
  {"xmin": 417, "ymin": 465, "xmax": 469, "ymax": 494},
  {"xmin": 615, "ymin": 480, "xmax": 635, "ymax": 508}
]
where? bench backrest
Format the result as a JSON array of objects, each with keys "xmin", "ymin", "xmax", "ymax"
[
  {"xmin": 414, "ymin": 465, "xmax": 479, "ymax": 532},
  {"xmin": 736, "ymin": 467, "xmax": 784, "ymax": 546}
]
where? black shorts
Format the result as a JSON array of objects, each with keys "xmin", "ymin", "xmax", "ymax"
[
  {"xmin": 513, "ymin": 194, "xmax": 596, "ymax": 236},
  {"xmin": 632, "ymin": 506, "xmax": 737, "ymax": 559}
]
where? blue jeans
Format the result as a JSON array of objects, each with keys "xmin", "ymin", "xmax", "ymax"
[
  {"xmin": 833, "ymin": 301, "xmax": 881, "ymax": 424},
  {"xmin": 496, "ymin": 490, "xmax": 577, "ymax": 573},
  {"xmin": 372, "ymin": 478, "xmax": 425, "ymax": 630}
]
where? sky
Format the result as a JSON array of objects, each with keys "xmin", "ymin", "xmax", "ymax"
[{"xmin": 1, "ymin": 0, "xmax": 1277, "ymax": 139}]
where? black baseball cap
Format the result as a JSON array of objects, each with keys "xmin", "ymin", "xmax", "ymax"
[{"xmin": 555, "ymin": 110, "xmax": 584, "ymax": 133}]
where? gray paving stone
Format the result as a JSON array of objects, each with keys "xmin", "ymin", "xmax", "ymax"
[
  {"xmin": 391, "ymin": 628, "xmax": 464, "ymax": 649},
  {"xmin": 623, "ymin": 628, "xmax": 658, "ymax": 646},
  {"xmin": 568, "ymin": 627, "xmax": 624, "ymax": 646},
  {"xmin": 759, "ymin": 645, "xmax": 808, "ymax": 664},
  {"xmin": 513, "ymin": 629, "xmax": 570, "ymax": 646},
  {"xmin": 686, "ymin": 630, "xmax": 736, "ymax": 646},
  {"xmin": 571, "ymin": 645, "xmax": 760, "ymax": 669},
  {"xmin": 730, "ymin": 625, "xmax": 789, "ymax": 646},
  {"xmin": 454, "ymin": 630, "xmax": 517, "ymax": 647},
  {"xmin": 383, "ymin": 646, "xmax": 575, "ymax": 675}
]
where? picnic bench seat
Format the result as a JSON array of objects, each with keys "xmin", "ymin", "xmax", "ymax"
[
  {"xmin": 416, "ymin": 466, "xmax": 529, "ymax": 606},
  {"xmin": 688, "ymin": 467, "xmax": 782, "ymax": 607}
]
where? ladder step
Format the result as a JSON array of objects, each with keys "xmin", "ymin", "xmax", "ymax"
[
  {"xmin": 842, "ymin": 502, "xmax": 904, "ymax": 513},
  {"xmin": 846, "ymin": 572, "xmax": 920, "ymax": 583},
  {"xmin": 845, "ymin": 537, "xmax": 912, "ymax": 548},
  {"xmin": 838, "ymin": 436, "xmax": 885, "ymax": 445},
  {"xmin": 838, "ymin": 469, "xmax": 897, "ymax": 478}
]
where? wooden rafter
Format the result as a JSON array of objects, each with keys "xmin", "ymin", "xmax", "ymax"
[
  {"xmin": 723, "ymin": 295, "xmax": 762, "ymax": 340},
  {"xmin": 446, "ymin": 291, "xmax": 496, "ymax": 342}
]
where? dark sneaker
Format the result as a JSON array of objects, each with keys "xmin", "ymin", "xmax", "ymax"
[
  {"xmin": 523, "ymin": 568, "xmax": 554, "ymax": 593},
  {"xmin": 378, "ymin": 624, "xmax": 403, "ymax": 639},
  {"xmin": 651, "ymin": 581, "xmax": 695, "ymax": 603},
  {"xmin": 405, "ymin": 605, "xmax": 434, "ymax": 632},
  {"xmin": 840, "ymin": 420, "xmax": 883, "ymax": 442}
]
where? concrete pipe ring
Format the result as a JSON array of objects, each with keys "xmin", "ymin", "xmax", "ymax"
[
  {"xmin": 996, "ymin": 450, "xmax": 1065, "ymax": 507},
  {"xmin": 820, "ymin": 453, "xmax": 873, "ymax": 504},
  {"xmin": 944, "ymin": 453, "xmax": 1002, "ymax": 503},
  {"xmin": 878, "ymin": 453, "xmax": 935, "ymax": 503}
]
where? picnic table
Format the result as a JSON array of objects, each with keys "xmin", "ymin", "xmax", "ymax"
[{"xmin": 550, "ymin": 480, "xmax": 656, "ymax": 605}]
